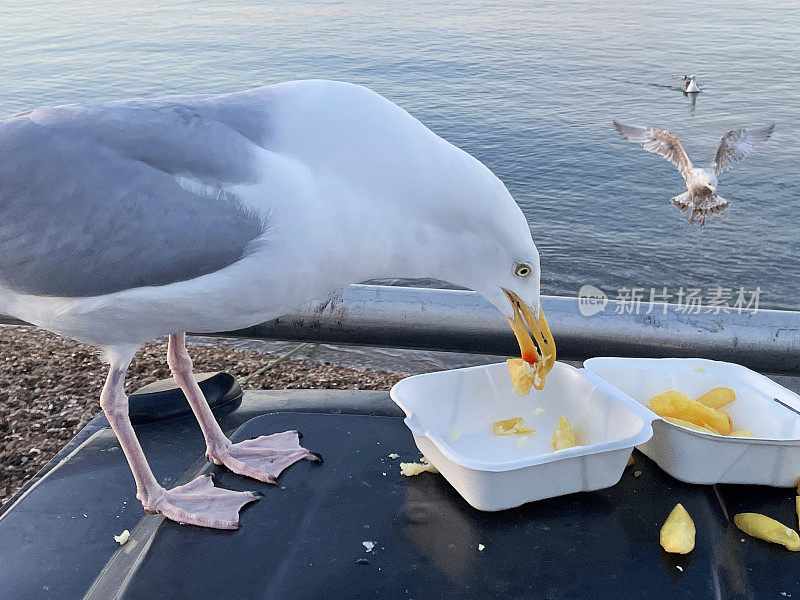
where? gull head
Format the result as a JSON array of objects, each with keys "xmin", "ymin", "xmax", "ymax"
[
  {"xmin": 455, "ymin": 183, "xmax": 555, "ymax": 375},
  {"xmin": 272, "ymin": 81, "xmax": 557, "ymax": 379},
  {"xmin": 390, "ymin": 146, "xmax": 556, "ymax": 376}
]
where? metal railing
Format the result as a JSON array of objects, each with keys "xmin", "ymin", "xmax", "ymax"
[
  {"xmin": 216, "ymin": 285, "xmax": 800, "ymax": 374},
  {"xmin": 3, "ymin": 284, "xmax": 799, "ymax": 373}
]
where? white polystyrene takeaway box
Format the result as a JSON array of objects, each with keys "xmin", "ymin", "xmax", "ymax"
[
  {"xmin": 390, "ymin": 361, "xmax": 653, "ymax": 511},
  {"xmin": 584, "ymin": 357, "xmax": 800, "ymax": 487}
]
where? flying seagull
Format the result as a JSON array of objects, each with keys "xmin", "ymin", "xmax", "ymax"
[
  {"xmin": 0, "ymin": 80, "xmax": 555, "ymax": 528},
  {"xmin": 613, "ymin": 121, "xmax": 774, "ymax": 224}
]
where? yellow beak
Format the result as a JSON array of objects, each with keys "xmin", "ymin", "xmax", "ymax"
[{"xmin": 504, "ymin": 289, "xmax": 556, "ymax": 390}]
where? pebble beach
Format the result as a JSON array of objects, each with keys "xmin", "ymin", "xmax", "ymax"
[{"xmin": 0, "ymin": 326, "xmax": 404, "ymax": 505}]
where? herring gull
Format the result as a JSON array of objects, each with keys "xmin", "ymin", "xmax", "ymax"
[
  {"xmin": 613, "ymin": 121, "xmax": 774, "ymax": 225},
  {"xmin": 682, "ymin": 75, "xmax": 700, "ymax": 93},
  {"xmin": 0, "ymin": 80, "xmax": 555, "ymax": 528}
]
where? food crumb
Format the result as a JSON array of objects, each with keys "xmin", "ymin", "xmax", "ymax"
[
  {"xmin": 478, "ymin": 544, "xmax": 485, "ymax": 551},
  {"xmin": 400, "ymin": 458, "xmax": 439, "ymax": 476},
  {"xmin": 382, "ymin": 472, "xmax": 386, "ymax": 476},
  {"xmin": 634, "ymin": 470, "xmax": 642, "ymax": 478},
  {"xmin": 356, "ymin": 558, "xmax": 369, "ymax": 565},
  {"xmin": 362, "ymin": 541, "xmax": 375, "ymax": 553},
  {"xmin": 449, "ymin": 427, "xmax": 461, "ymax": 440},
  {"xmin": 551, "ymin": 415, "xmax": 578, "ymax": 450},
  {"xmin": 676, "ymin": 566, "xmax": 683, "ymax": 572},
  {"xmin": 113, "ymin": 530, "xmax": 130, "ymax": 545},
  {"xmin": 388, "ymin": 453, "xmax": 400, "ymax": 459},
  {"xmin": 535, "ymin": 407, "xmax": 545, "ymax": 415},
  {"xmin": 492, "ymin": 417, "xmax": 534, "ymax": 436},
  {"xmin": 693, "ymin": 366, "xmax": 706, "ymax": 373}
]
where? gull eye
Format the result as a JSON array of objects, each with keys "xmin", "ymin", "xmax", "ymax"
[{"xmin": 514, "ymin": 263, "xmax": 532, "ymax": 278}]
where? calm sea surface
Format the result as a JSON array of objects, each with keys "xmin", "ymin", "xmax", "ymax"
[{"xmin": 2, "ymin": 1, "xmax": 799, "ymax": 309}]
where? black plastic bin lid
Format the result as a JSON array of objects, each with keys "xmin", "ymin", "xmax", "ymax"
[{"xmin": 2, "ymin": 409, "xmax": 800, "ymax": 599}]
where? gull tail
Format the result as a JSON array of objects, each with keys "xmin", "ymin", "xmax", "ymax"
[
  {"xmin": 696, "ymin": 193, "xmax": 730, "ymax": 216},
  {"xmin": 670, "ymin": 191, "xmax": 692, "ymax": 212},
  {"xmin": 689, "ymin": 193, "xmax": 730, "ymax": 225}
]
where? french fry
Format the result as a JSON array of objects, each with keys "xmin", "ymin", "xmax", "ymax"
[
  {"xmin": 664, "ymin": 417, "xmax": 718, "ymax": 435},
  {"xmin": 660, "ymin": 503, "xmax": 695, "ymax": 554},
  {"xmin": 655, "ymin": 389, "xmax": 755, "ymax": 436},
  {"xmin": 552, "ymin": 415, "xmax": 578, "ymax": 450},
  {"xmin": 664, "ymin": 417, "xmax": 753, "ymax": 438},
  {"xmin": 651, "ymin": 390, "xmax": 692, "ymax": 404},
  {"xmin": 649, "ymin": 391, "xmax": 733, "ymax": 435},
  {"xmin": 492, "ymin": 417, "xmax": 535, "ymax": 436},
  {"xmin": 729, "ymin": 429, "xmax": 754, "ymax": 437},
  {"xmin": 696, "ymin": 387, "xmax": 735, "ymax": 410},
  {"xmin": 734, "ymin": 513, "xmax": 800, "ymax": 551},
  {"xmin": 507, "ymin": 359, "xmax": 537, "ymax": 396}
]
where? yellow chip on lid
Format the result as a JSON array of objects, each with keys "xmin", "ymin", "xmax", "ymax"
[
  {"xmin": 734, "ymin": 513, "xmax": 800, "ymax": 551},
  {"xmin": 660, "ymin": 503, "xmax": 695, "ymax": 554}
]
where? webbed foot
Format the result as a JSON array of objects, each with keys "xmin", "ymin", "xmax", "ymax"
[
  {"xmin": 144, "ymin": 475, "xmax": 260, "ymax": 530},
  {"xmin": 209, "ymin": 430, "xmax": 321, "ymax": 484}
]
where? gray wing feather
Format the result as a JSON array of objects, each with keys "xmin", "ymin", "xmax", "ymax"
[
  {"xmin": 0, "ymin": 91, "xmax": 273, "ymax": 298},
  {"xmin": 710, "ymin": 124, "xmax": 774, "ymax": 176},
  {"xmin": 613, "ymin": 121, "xmax": 693, "ymax": 179}
]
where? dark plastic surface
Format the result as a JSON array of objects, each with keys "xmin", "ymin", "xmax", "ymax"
[
  {"xmin": 128, "ymin": 371, "xmax": 242, "ymax": 424},
  {"xmin": 2, "ymin": 409, "xmax": 800, "ymax": 599}
]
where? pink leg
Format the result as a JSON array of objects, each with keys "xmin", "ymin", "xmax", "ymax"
[
  {"xmin": 100, "ymin": 360, "xmax": 259, "ymax": 529},
  {"xmin": 167, "ymin": 333, "xmax": 320, "ymax": 484}
]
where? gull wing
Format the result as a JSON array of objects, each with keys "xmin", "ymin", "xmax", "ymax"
[
  {"xmin": 710, "ymin": 124, "xmax": 775, "ymax": 176},
  {"xmin": 613, "ymin": 122, "xmax": 693, "ymax": 180},
  {"xmin": 0, "ymin": 99, "xmax": 269, "ymax": 298}
]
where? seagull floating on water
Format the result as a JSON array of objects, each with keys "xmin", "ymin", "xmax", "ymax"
[
  {"xmin": 613, "ymin": 121, "xmax": 774, "ymax": 225},
  {"xmin": 682, "ymin": 75, "xmax": 700, "ymax": 93},
  {"xmin": 0, "ymin": 80, "xmax": 554, "ymax": 528}
]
